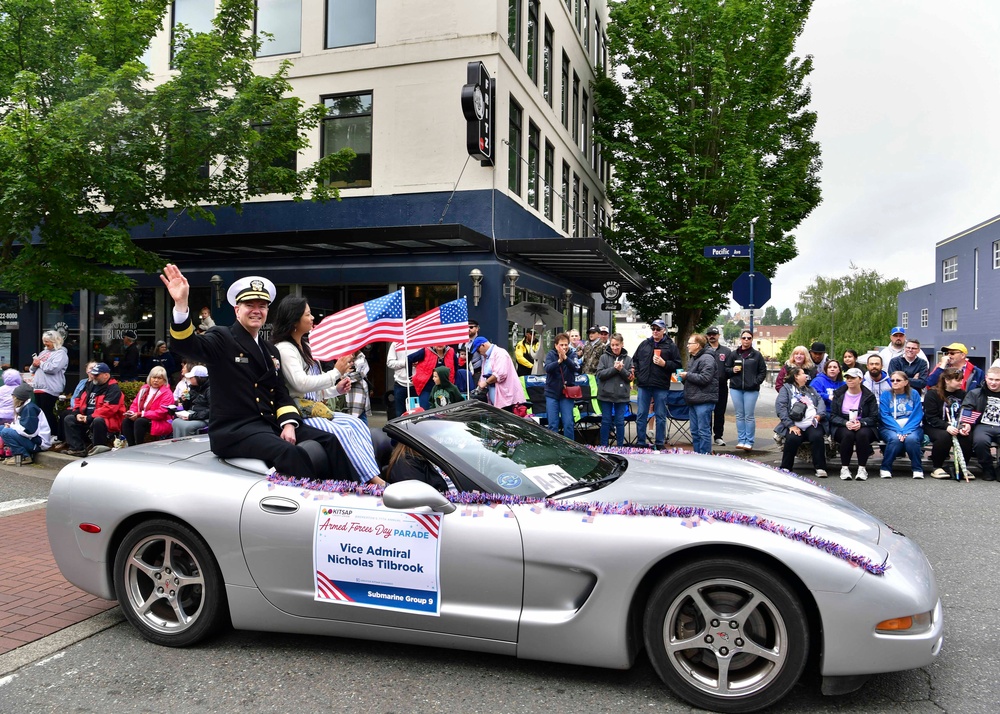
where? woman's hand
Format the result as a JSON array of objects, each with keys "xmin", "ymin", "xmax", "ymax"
[
  {"xmin": 790, "ymin": 426, "xmax": 802, "ymax": 436},
  {"xmin": 336, "ymin": 376, "xmax": 351, "ymax": 394},
  {"xmin": 334, "ymin": 355, "xmax": 353, "ymax": 374},
  {"xmin": 848, "ymin": 419, "xmax": 860, "ymax": 431}
]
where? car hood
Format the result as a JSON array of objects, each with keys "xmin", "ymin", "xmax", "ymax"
[{"xmin": 592, "ymin": 452, "xmax": 883, "ymax": 543}]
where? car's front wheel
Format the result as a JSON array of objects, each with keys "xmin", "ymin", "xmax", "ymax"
[
  {"xmin": 113, "ymin": 519, "xmax": 226, "ymax": 647},
  {"xmin": 644, "ymin": 558, "xmax": 809, "ymax": 713}
]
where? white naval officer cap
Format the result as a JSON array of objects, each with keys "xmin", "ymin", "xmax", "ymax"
[{"xmin": 226, "ymin": 276, "xmax": 276, "ymax": 306}]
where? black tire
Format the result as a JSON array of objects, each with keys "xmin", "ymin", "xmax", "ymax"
[
  {"xmin": 644, "ymin": 557, "xmax": 809, "ymax": 713},
  {"xmin": 113, "ymin": 519, "xmax": 227, "ymax": 647}
]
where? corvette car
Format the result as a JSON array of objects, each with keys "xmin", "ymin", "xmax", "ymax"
[{"xmin": 47, "ymin": 401, "xmax": 942, "ymax": 713}]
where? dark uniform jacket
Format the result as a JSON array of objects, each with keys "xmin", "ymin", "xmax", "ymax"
[
  {"xmin": 170, "ymin": 313, "xmax": 300, "ymax": 457},
  {"xmin": 633, "ymin": 336, "xmax": 681, "ymax": 389},
  {"xmin": 119, "ymin": 342, "xmax": 140, "ymax": 381}
]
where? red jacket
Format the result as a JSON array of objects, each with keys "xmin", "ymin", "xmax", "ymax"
[
  {"xmin": 73, "ymin": 378, "xmax": 125, "ymax": 433},
  {"xmin": 411, "ymin": 347, "xmax": 458, "ymax": 395},
  {"xmin": 128, "ymin": 384, "xmax": 176, "ymax": 437}
]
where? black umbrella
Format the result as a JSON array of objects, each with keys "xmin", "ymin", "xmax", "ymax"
[{"xmin": 505, "ymin": 301, "xmax": 565, "ymax": 330}]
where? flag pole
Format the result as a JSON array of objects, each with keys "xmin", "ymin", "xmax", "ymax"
[
  {"xmin": 401, "ymin": 286, "xmax": 412, "ymax": 412},
  {"xmin": 462, "ymin": 294, "xmax": 472, "ymax": 396}
]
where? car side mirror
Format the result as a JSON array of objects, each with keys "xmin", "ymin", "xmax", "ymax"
[{"xmin": 383, "ymin": 480, "xmax": 456, "ymax": 514}]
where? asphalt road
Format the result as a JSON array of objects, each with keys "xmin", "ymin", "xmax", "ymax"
[{"xmin": 1, "ymin": 427, "xmax": 996, "ymax": 713}]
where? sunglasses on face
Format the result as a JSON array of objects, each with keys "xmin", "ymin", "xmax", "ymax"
[{"xmin": 890, "ymin": 378, "xmax": 906, "ymax": 383}]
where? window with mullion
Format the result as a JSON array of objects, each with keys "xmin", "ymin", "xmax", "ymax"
[
  {"xmin": 543, "ymin": 21, "xmax": 553, "ymax": 105},
  {"xmin": 544, "ymin": 141, "xmax": 554, "ymax": 220},
  {"xmin": 526, "ymin": 0, "xmax": 538, "ymax": 83},
  {"xmin": 256, "ymin": 0, "xmax": 301, "ymax": 56},
  {"xmin": 527, "ymin": 122, "xmax": 540, "ymax": 210},
  {"xmin": 509, "ymin": 98, "xmax": 523, "ymax": 196},
  {"xmin": 321, "ymin": 92, "xmax": 373, "ymax": 187},
  {"xmin": 508, "ymin": 0, "xmax": 522, "ymax": 59}
]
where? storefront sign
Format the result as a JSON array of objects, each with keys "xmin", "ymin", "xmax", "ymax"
[
  {"xmin": 0, "ymin": 312, "xmax": 17, "ymax": 330},
  {"xmin": 313, "ymin": 505, "xmax": 442, "ymax": 615}
]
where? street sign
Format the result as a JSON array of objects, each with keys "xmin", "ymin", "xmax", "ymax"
[
  {"xmin": 732, "ymin": 271, "xmax": 771, "ymax": 309},
  {"xmin": 704, "ymin": 245, "xmax": 751, "ymax": 258}
]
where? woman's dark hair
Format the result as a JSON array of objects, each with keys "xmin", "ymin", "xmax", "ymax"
[
  {"xmin": 935, "ymin": 368, "xmax": 964, "ymax": 401},
  {"xmin": 270, "ymin": 296, "xmax": 314, "ymax": 367},
  {"xmin": 787, "ymin": 366, "xmax": 807, "ymax": 384},
  {"xmin": 842, "ymin": 349, "xmax": 859, "ymax": 364},
  {"xmin": 824, "ymin": 359, "xmax": 841, "ymax": 377}
]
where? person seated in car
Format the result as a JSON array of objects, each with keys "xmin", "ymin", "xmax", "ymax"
[{"xmin": 385, "ymin": 443, "xmax": 448, "ymax": 492}]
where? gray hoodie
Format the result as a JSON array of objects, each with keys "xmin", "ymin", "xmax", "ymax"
[{"xmin": 29, "ymin": 346, "xmax": 69, "ymax": 396}]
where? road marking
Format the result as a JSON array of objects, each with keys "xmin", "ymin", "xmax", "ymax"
[{"xmin": 0, "ymin": 498, "xmax": 47, "ymax": 513}]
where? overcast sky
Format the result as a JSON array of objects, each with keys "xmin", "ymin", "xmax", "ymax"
[{"xmin": 736, "ymin": 0, "xmax": 1000, "ymax": 315}]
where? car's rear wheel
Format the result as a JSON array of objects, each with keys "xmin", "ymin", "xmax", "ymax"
[
  {"xmin": 113, "ymin": 519, "xmax": 226, "ymax": 647},
  {"xmin": 644, "ymin": 558, "xmax": 809, "ymax": 713}
]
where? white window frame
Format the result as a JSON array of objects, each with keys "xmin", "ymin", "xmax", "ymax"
[
  {"xmin": 920, "ymin": 308, "xmax": 928, "ymax": 328},
  {"xmin": 901, "ymin": 312, "xmax": 908, "ymax": 329},
  {"xmin": 942, "ymin": 255, "xmax": 958, "ymax": 282},
  {"xmin": 994, "ymin": 239, "xmax": 1000, "ymax": 269},
  {"xmin": 942, "ymin": 307, "xmax": 958, "ymax": 332}
]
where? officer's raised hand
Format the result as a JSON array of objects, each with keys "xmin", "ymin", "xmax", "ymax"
[{"xmin": 160, "ymin": 264, "xmax": 190, "ymax": 311}]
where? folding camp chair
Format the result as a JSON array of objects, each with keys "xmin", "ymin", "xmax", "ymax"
[{"xmin": 664, "ymin": 389, "xmax": 692, "ymax": 447}]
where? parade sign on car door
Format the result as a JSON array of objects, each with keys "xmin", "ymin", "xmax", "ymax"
[{"xmin": 313, "ymin": 505, "xmax": 442, "ymax": 615}]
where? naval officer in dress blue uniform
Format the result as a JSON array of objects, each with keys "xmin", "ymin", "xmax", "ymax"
[{"xmin": 160, "ymin": 264, "xmax": 370, "ymax": 481}]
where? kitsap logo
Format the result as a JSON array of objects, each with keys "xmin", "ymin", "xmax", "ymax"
[{"xmin": 321, "ymin": 507, "xmax": 353, "ymax": 516}]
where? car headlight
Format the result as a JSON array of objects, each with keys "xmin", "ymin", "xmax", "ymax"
[{"xmin": 875, "ymin": 610, "xmax": 933, "ymax": 634}]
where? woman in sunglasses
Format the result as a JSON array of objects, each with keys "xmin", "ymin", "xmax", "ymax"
[
  {"xmin": 724, "ymin": 330, "xmax": 768, "ymax": 451},
  {"xmin": 878, "ymin": 371, "xmax": 924, "ymax": 479}
]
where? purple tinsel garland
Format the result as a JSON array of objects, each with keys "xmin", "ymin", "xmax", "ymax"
[{"xmin": 267, "ymin": 450, "xmax": 887, "ymax": 575}]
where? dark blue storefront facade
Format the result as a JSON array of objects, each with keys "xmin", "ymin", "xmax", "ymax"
[{"xmin": 10, "ymin": 189, "xmax": 645, "ymax": 405}]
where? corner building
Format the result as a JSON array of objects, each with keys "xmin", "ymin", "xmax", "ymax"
[{"xmin": 5, "ymin": 0, "xmax": 645, "ymax": 405}]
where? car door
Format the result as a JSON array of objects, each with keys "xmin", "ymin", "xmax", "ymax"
[{"xmin": 240, "ymin": 481, "xmax": 524, "ymax": 643}]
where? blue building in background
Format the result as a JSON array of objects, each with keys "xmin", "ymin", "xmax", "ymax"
[{"xmin": 897, "ymin": 213, "xmax": 1000, "ymax": 369}]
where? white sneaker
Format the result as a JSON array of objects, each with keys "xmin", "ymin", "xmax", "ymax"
[
  {"xmin": 856, "ymin": 466, "xmax": 869, "ymax": 481},
  {"xmin": 815, "ymin": 469, "xmax": 828, "ymax": 478},
  {"xmin": 880, "ymin": 469, "xmax": 892, "ymax": 479},
  {"xmin": 840, "ymin": 466, "xmax": 852, "ymax": 480},
  {"xmin": 824, "ymin": 434, "xmax": 833, "ymax": 446},
  {"xmin": 912, "ymin": 471, "xmax": 924, "ymax": 479},
  {"xmin": 714, "ymin": 438, "xmax": 726, "ymax": 446}
]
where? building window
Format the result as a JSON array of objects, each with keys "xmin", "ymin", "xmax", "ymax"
[
  {"xmin": 594, "ymin": 16, "xmax": 603, "ymax": 69},
  {"xmin": 543, "ymin": 21, "xmax": 553, "ymax": 106},
  {"xmin": 508, "ymin": 0, "xmax": 521, "ymax": 59},
  {"xmin": 321, "ymin": 92, "xmax": 372, "ymax": 187},
  {"xmin": 994, "ymin": 239, "xmax": 1000, "ymax": 269},
  {"xmin": 581, "ymin": 90, "xmax": 589, "ymax": 154},
  {"xmin": 901, "ymin": 312, "xmax": 908, "ymax": 329},
  {"xmin": 572, "ymin": 173, "xmax": 580, "ymax": 237},
  {"xmin": 574, "ymin": 0, "xmax": 581, "ymax": 32},
  {"xmin": 561, "ymin": 161, "xmax": 570, "ymax": 233},
  {"xmin": 527, "ymin": 122, "xmax": 540, "ymax": 210},
  {"xmin": 572, "ymin": 72, "xmax": 580, "ymax": 145},
  {"xmin": 582, "ymin": 0, "xmax": 589, "ymax": 50},
  {"xmin": 544, "ymin": 141, "xmax": 554, "ymax": 220},
  {"xmin": 593, "ymin": 196, "xmax": 600, "ymax": 237},
  {"xmin": 172, "ymin": 0, "xmax": 215, "ymax": 63},
  {"xmin": 256, "ymin": 0, "xmax": 301, "ymax": 56},
  {"xmin": 326, "ymin": 0, "xmax": 375, "ymax": 49},
  {"xmin": 526, "ymin": 0, "xmax": 538, "ymax": 83},
  {"xmin": 942, "ymin": 255, "xmax": 958, "ymax": 282},
  {"xmin": 248, "ymin": 121, "xmax": 298, "ymax": 194},
  {"xmin": 581, "ymin": 185, "xmax": 589, "ymax": 236},
  {"xmin": 509, "ymin": 98, "xmax": 522, "ymax": 196},
  {"xmin": 942, "ymin": 307, "xmax": 958, "ymax": 332},
  {"xmin": 561, "ymin": 53, "xmax": 570, "ymax": 128},
  {"xmin": 921, "ymin": 308, "xmax": 928, "ymax": 328}
]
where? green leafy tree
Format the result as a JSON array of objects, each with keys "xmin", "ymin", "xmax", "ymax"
[
  {"xmin": 722, "ymin": 321, "xmax": 741, "ymax": 341},
  {"xmin": 778, "ymin": 307, "xmax": 794, "ymax": 325},
  {"xmin": 0, "ymin": 0, "xmax": 351, "ymax": 303},
  {"xmin": 595, "ymin": 0, "xmax": 821, "ymax": 351},
  {"xmin": 776, "ymin": 267, "xmax": 906, "ymax": 363},
  {"xmin": 761, "ymin": 306, "xmax": 778, "ymax": 325}
]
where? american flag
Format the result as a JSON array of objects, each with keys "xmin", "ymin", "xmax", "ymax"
[
  {"xmin": 960, "ymin": 408, "xmax": 981, "ymax": 425},
  {"xmin": 310, "ymin": 290, "xmax": 405, "ymax": 360},
  {"xmin": 405, "ymin": 297, "xmax": 469, "ymax": 350}
]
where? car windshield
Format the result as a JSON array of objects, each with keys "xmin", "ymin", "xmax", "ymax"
[{"xmin": 394, "ymin": 403, "xmax": 618, "ymax": 498}]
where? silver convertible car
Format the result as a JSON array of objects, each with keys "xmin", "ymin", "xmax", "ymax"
[{"xmin": 47, "ymin": 401, "xmax": 942, "ymax": 713}]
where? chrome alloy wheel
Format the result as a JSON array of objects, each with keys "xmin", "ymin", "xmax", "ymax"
[
  {"xmin": 120, "ymin": 533, "xmax": 207, "ymax": 635},
  {"xmin": 662, "ymin": 577, "xmax": 789, "ymax": 699}
]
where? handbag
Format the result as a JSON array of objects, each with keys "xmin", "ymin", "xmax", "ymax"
[
  {"xmin": 788, "ymin": 397, "xmax": 807, "ymax": 422},
  {"xmin": 562, "ymin": 384, "xmax": 583, "ymax": 400}
]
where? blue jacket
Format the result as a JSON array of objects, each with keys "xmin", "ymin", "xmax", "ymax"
[
  {"xmin": 879, "ymin": 389, "xmax": 923, "ymax": 438},
  {"xmin": 809, "ymin": 373, "xmax": 845, "ymax": 410},
  {"xmin": 543, "ymin": 349, "xmax": 579, "ymax": 399}
]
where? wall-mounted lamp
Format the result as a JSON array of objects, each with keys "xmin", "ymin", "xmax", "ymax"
[
  {"xmin": 563, "ymin": 288, "xmax": 573, "ymax": 311},
  {"xmin": 210, "ymin": 274, "xmax": 223, "ymax": 308},
  {"xmin": 469, "ymin": 268, "xmax": 484, "ymax": 307},
  {"xmin": 503, "ymin": 268, "xmax": 519, "ymax": 306}
]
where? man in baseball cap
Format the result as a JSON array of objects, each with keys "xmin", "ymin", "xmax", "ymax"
[
  {"xmin": 160, "ymin": 264, "xmax": 370, "ymax": 483},
  {"xmin": 878, "ymin": 326, "xmax": 908, "ymax": 366},
  {"xmin": 927, "ymin": 341, "xmax": 984, "ymax": 392},
  {"xmin": 581, "ymin": 327, "xmax": 603, "ymax": 374}
]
